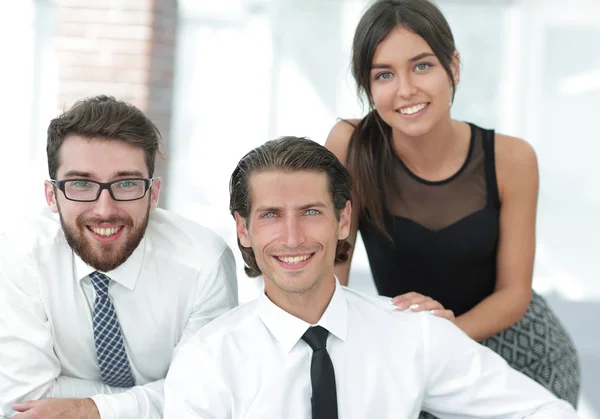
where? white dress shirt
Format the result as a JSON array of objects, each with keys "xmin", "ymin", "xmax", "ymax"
[
  {"xmin": 0, "ymin": 208, "xmax": 238, "ymax": 419},
  {"xmin": 164, "ymin": 279, "xmax": 578, "ymax": 419}
]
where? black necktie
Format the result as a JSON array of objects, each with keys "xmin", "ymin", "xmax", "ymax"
[{"xmin": 301, "ymin": 326, "xmax": 338, "ymax": 419}]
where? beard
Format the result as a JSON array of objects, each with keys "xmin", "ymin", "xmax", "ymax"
[{"xmin": 58, "ymin": 201, "xmax": 151, "ymax": 272}]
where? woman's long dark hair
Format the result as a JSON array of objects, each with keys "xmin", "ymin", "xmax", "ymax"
[{"xmin": 347, "ymin": 0, "xmax": 458, "ymax": 237}]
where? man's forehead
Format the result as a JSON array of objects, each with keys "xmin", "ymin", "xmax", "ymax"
[
  {"xmin": 248, "ymin": 170, "xmax": 328, "ymax": 192},
  {"xmin": 57, "ymin": 136, "xmax": 148, "ymax": 178},
  {"xmin": 248, "ymin": 170, "xmax": 331, "ymax": 210}
]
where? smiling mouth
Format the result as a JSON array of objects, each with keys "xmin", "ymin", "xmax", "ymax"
[
  {"xmin": 275, "ymin": 254, "xmax": 314, "ymax": 265},
  {"xmin": 397, "ymin": 102, "xmax": 429, "ymax": 115},
  {"xmin": 87, "ymin": 226, "xmax": 123, "ymax": 237}
]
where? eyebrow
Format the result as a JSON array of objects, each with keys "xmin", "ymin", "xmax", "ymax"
[
  {"xmin": 62, "ymin": 170, "xmax": 94, "ymax": 178},
  {"xmin": 371, "ymin": 52, "xmax": 436, "ymax": 70},
  {"xmin": 408, "ymin": 52, "xmax": 436, "ymax": 62},
  {"xmin": 298, "ymin": 203, "xmax": 327, "ymax": 210},
  {"xmin": 62, "ymin": 170, "xmax": 146, "ymax": 179},
  {"xmin": 114, "ymin": 170, "xmax": 146, "ymax": 178}
]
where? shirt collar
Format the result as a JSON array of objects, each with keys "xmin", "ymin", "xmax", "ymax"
[
  {"xmin": 73, "ymin": 236, "xmax": 146, "ymax": 291},
  {"xmin": 257, "ymin": 277, "xmax": 348, "ymax": 353}
]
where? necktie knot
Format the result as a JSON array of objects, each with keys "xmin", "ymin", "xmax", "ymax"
[
  {"xmin": 90, "ymin": 271, "xmax": 110, "ymax": 296},
  {"xmin": 302, "ymin": 325, "xmax": 329, "ymax": 351}
]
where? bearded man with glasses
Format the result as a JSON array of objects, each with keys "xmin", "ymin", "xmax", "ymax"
[{"xmin": 0, "ymin": 95, "xmax": 238, "ymax": 419}]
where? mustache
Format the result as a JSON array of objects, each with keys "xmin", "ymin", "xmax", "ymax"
[{"xmin": 76, "ymin": 215, "xmax": 133, "ymax": 227}]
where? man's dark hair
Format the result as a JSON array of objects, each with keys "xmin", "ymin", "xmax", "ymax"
[{"xmin": 47, "ymin": 95, "xmax": 163, "ymax": 178}]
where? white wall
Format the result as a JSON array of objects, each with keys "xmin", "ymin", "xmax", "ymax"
[{"xmin": 0, "ymin": 0, "xmax": 56, "ymax": 219}]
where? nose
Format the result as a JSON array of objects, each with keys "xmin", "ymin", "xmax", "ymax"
[
  {"xmin": 92, "ymin": 189, "xmax": 119, "ymax": 218},
  {"xmin": 282, "ymin": 215, "xmax": 305, "ymax": 249},
  {"xmin": 396, "ymin": 73, "xmax": 416, "ymax": 99}
]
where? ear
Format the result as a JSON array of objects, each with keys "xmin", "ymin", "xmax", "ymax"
[
  {"xmin": 44, "ymin": 180, "xmax": 59, "ymax": 213},
  {"xmin": 450, "ymin": 51, "xmax": 461, "ymax": 87},
  {"xmin": 149, "ymin": 177, "xmax": 162, "ymax": 210},
  {"xmin": 234, "ymin": 212, "xmax": 251, "ymax": 248},
  {"xmin": 337, "ymin": 200, "xmax": 352, "ymax": 241}
]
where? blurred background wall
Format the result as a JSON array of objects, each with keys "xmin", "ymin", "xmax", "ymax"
[{"xmin": 0, "ymin": 0, "xmax": 598, "ymax": 415}]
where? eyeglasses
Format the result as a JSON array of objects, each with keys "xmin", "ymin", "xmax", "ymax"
[{"xmin": 50, "ymin": 178, "xmax": 154, "ymax": 202}]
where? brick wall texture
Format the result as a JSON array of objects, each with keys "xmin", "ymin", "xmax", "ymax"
[{"xmin": 54, "ymin": 0, "xmax": 178, "ymax": 190}]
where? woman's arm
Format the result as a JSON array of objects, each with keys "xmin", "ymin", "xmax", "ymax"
[
  {"xmin": 453, "ymin": 134, "xmax": 539, "ymax": 341},
  {"xmin": 324, "ymin": 120, "xmax": 361, "ymax": 286}
]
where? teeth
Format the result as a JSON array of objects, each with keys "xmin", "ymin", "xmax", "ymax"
[
  {"xmin": 91, "ymin": 227, "xmax": 121, "ymax": 237},
  {"xmin": 399, "ymin": 103, "xmax": 427, "ymax": 115},
  {"xmin": 278, "ymin": 255, "xmax": 311, "ymax": 264}
]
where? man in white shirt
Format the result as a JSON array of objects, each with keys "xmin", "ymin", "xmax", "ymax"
[
  {"xmin": 0, "ymin": 95, "xmax": 238, "ymax": 419},
  {"xmin": 164, "ymin": 136, "xmax": 578, "ymax": 418}
]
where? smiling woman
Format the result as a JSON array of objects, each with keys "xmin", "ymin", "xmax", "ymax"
[{"xmin": 324, "ymin": 0, "xmax": 580, "ymax": 414}]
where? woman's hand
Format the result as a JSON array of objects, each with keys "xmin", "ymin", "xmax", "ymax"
[{"xmin": 392, "ymin": 292, "xmax": 455, "ymax": 321}]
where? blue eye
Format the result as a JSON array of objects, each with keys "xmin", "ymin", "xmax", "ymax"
[
  {"xmin": 305, "ymin": 209, "xmax": 320, "ymax": 216},
  {"xmin": 262, "ymin": 212, "xmax": 276, "ymax": 219},
  {"xmin": 415, "ymin": 63, "xmax": 432, "ymax": 72},
  {"xmin": 70, "ymin": 180, "xmax": 91, "ymax": 188},
  {"xmin": 375, "ymin": 71, "xmax": 393, "ymax": 80},
  {"xmin": 118, "ymin": 180, "xmax": 137, "ymax": 188}
]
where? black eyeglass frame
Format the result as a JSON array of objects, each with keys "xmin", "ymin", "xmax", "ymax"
[{"xmin": 50, "ymin": 178, "xmax": 154, "ymax": 202}]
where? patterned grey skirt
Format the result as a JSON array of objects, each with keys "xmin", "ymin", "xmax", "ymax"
[{"xmin": 420, "ymin": 291, "xmax": 580, "ymax": 418}]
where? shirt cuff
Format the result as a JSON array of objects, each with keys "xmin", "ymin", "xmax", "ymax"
[{"xmin": 91, "ymin": 392, "xmax": 136, "ymax": 419}]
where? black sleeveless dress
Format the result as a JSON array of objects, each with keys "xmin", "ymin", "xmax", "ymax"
[{"xmin": 357, "ymin": 123, "xmax": 580, "ymax": 410}]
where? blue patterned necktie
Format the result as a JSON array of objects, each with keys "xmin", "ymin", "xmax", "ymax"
[{"xmin": 89, "ymin": 271, "xmax": 135, "ymax": 388}]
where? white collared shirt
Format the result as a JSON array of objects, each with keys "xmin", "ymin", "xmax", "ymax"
[
  {"xmin": 0, "ymin": 208, "xmax": 238, "ymax": 419},
  {"xmin": 164, "ymin": 280, "xmax": 577, "ymax": 419}
]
